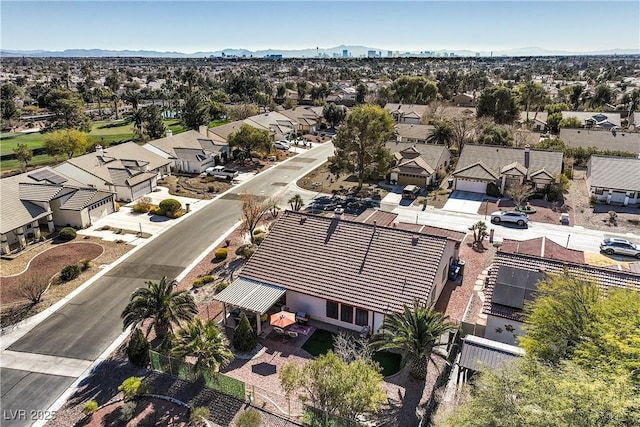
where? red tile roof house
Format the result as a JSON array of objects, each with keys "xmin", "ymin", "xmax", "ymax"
[
  {"xmin": 214, "ymin": 210, "xmax": 460, "ymax": 335},
  {"xmin": 479, "ymin": 250, "xmax": 640, "ymax": 345}
]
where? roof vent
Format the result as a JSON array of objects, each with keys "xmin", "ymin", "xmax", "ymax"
[
  {"xmin": 300, "ymin": 217, "xmax": 306, "ymax": 225},
  {"xmin": 334, "ymin": 207, "xmax": 344, "ymax": 217},
  {"xmin": 412, "ymin": 235, "xmax": 419, "ymax": 245}
]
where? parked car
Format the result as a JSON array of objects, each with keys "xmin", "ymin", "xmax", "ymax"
[
  {"xmin": 274, "ymin": 141, "xmax": 290, "ymax": 150},
  {"xmin": 401, "ymin": 184, "xmax": 420, "ymax": 199},
  {"xmin": 600, "ymin": 238, "xmax": 640, "ymax": 258},
  {"xmin": 205, "ymin": 166, "xmax": 238, "ymax": 181},
  {"xmin": 491, "ymin": 211, "xmax": 529, "ymax": 226}
]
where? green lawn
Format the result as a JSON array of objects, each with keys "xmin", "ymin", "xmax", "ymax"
[
  {"xmin": 209, "ymin": 119, "xmax": 229, "ymax": 128},
  {"xmin": 301, "ymin": 329, "xmax": 401, "ymax": 376},
  {"xmin": 0, "ymin": 132, "xmax": 47, "ymax": 153}
]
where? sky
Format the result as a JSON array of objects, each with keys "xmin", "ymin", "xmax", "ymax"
[{"xmin": 2, "ymin": 1, "xmax": 639, "ymax": 53}]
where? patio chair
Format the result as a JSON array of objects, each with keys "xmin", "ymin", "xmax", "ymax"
[
  {"xmin": 273, "ymin": 327, "xmax": 285, "ymax": 335},
  {"xmin": 287, "ymin": 330, "xmax": 299, "ymax": 340}
]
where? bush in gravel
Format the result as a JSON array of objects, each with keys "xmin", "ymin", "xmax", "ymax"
[
  {"xmin": 235, "ymin": 244, "xmax": 258, "ymax": 258},
  {"xmin": 83, "ymin": 400, "xmax": 99, "ymax": 415},
  {"xmin": 158, "ymin": 198, "xmax": 182, "ymax": 216},
  {"xmin": 126, "ymin": 328, "xmax": 150, "ymax": 368},
  {"xmin": 60, "ymin": 264, "xmax": 81, "ymax": 281},
  {"xmin": 59, "ymin": 227, "xmax": 77, "ymax": 241},
  {"xmin": 190, "ymin": 407, "xmax": 210, "ymax": 427},
  {"xmin": 233, "ymin": 313, "xmax": 258, "ymax": 353},
  {"xmin": 216, "ymin": 282, "xmax": 229, "ymax": 293},
  {"xmin": 235, "ymin": 410, "xmax": 261, "ymax": 427},
  {"xmin": 192, "ymin": 275, "xmax": 216, "ymax": 288},
  {"xmin": 214, "ymin": 248, "xmax": 228, "ymax": 259},
  {"xmin": 253, "ymin": 234, "xmax": 265, "ymax": 245},
  {"xmin": 80, "ymin": 258, "xmax": 92, "ymax": 271},
  {"xmin": 486, "ymin": 182, "xmax": 502, "ymax": 198},
  {"xmin": 118, "ymin": 377, "xmax": 146, "ymax": 401},
  {"xmin": 120, "ymin": 401, "xmax": 137, "ymax": 422}
]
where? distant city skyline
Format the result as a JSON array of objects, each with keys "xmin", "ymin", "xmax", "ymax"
[{"xmin": 2, "ymin": 1, "xmax": 639, "ymax": 53}]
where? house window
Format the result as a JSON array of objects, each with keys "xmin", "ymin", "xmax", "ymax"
[
  {"xmin": 355, "ymin": 308, "xmax": 368, "ymax": 326},
  {"xmin": 594, "ymin": 188, "xmax": 604, "ymax": 195},
  {"xmin": 340, "ymin": 304, "xmax": 353, "ymax": 323},
  {"xmin": 326, "ymin": 301, "xmax": 338, "ymax": 319}
]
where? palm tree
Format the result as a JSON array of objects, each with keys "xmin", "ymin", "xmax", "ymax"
[
  {"xmin": 121, "ymin": 276, "xmax": 197, "ymax": 339},
  {"xmin": 426, "ymin": 120, "xmax": 454, "ymax": 147},
  {"xmin": 288, "ymin": 194, "xmax": 305, "ymax": 211},
  {"xmin": 370, "ymin": 300, "xmax": 456, "ymax": 379},
  {"xmin": 172, "ymin": 318, "xmax": 233, "ymax": 379}
]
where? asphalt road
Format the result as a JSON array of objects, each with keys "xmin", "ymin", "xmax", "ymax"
[{"xmin": 0, "ymin": 142, "xmax": 334, "ymax": 427}]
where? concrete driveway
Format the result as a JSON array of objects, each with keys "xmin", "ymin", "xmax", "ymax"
[{"xmin": 442, "ymin": 190, "xmax": 485, "ymax": 214}]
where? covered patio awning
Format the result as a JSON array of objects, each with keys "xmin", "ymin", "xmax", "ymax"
[{"xmin": 213, "ymin": 277, "xmax": 286, "ymax": 315}]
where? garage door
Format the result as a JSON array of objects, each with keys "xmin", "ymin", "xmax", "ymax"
[
  {"xmin": 131, "ymin": 182, "xmax": 152, "ymax": 200},
  {"xmin": 89, "ymin": 204, "xmax": 114, "ymax": 223},
  {"xmin": 455, "ymin": 179, "xmax": 487, "ymax": 194},
  {"xmin": 610, "ymin": 191, "xmax": 626, "ymax": 204}
]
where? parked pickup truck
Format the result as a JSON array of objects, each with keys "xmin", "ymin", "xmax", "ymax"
[{"xmin": 205, "ymin": 166, "xmax": 239, "ymax": 181}]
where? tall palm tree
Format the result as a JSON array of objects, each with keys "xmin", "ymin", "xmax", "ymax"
[
  {"xmin": 370, "ymin": 300, "xmax": 457, "ymax": 379},
  {"xmin": 172, "ymin": 318, "xmax": 233, "ymax": 379},
  {"xmin": 426, "ymin": 120, "xmax": 454, "ymax": 147},
  {"xmin": 121, "ymin": 276, "xmax": 197, "ymax": 339}
]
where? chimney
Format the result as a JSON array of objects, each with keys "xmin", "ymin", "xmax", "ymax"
[
  {"xmin": 199, "ymin": 125, "xmax": 208, "ymax": 136},
  {"xmin": 524, "ymin": 144, "xmax": 530, "ymax": 168},
  {"xmin": 412, "ymin": 235, "xmax": 419, "ymax": 245},
  {"xmin": 165, "ymin": 130, "xmax": 173, "ymax": 138},
  {"xmin": 334, "ymin": 207, "xmax": 344, "ymax": 219},
  {"xmin": 95, "ymin": 145, "xmax": 103, "ymax": 156}
]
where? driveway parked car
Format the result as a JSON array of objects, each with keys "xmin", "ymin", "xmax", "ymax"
[
  {"xmin": 491, "ymin": 211, "xmax": 529, "ymax": 226},
  {"xmin": 274, "ymin": 141, "xmax": 290, "ymax": 150},
  {"xmin": 600, "ymin": 238, "xmax": 640, "ymax": 258}
]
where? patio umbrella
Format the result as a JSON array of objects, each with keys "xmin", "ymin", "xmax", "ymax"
[{"xmin": 270, "ymin": 311, "xmax": 296, "ymax": 328}]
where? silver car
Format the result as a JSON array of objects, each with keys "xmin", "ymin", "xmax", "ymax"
[
  {"xmin": 600, "ymin": 238, "xmax": 640, "ymax": 258},
  {"xmin": 491, "ymin": 211, "xmax": 529, "ymax": 226}
]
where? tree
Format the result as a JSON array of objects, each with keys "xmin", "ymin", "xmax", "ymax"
[
  {"xmin": 44, "ymin": 88, "xmax": 91, "ymax": 131},
  {"xmin": 190, "ymin": 407, "xmax": 211, "ymax": 427},
  {"xmin": 426, "ymin": 119, "xmax": 454, "ymax": 147},
  {"xmin": 143, "ymin": 105, "xmax": 165, "ymax": 140},
  {"xmin": 279, "ymin": 352, "xmax": 386, "ymax": 422},
  {"xmin": 391, "ymin": 76, "xmax": 439, "ymax": 104},
  {"xmin": 333, "ymin": 332, "xmax": 373, "ymax": 364},
  {"xmin": 232, "ymin": 313, "xmax": 258, "ymax": 353},
  {"xmin": 182, "ymin": 92, "xmax": 210, "ymax": 130},
  {"xmin": 322, "ymin": 103, "xmax": 347, "ymax": 128},
  {"xmin": 476, "ymin": 86, "xmax": 519, "ymax": 125},
  {"xmin": 226, "ymin": 104, "xmax": 259, "ymax": 121},
  {"xmin": 468, "ymin": 221, "xmax": 488, "ymax": 249},
  {"xmin": 504, "ymin": 182, "xmax": 535, "ymax": 208},
  {"xmin": 172, "ymin": 318, "xmax": 233, "ymax": 378},
  {"xmin": 520, "ymin": 275, "xmax": 600, "ymax": 363},
  {"xmin": 43, "ymin": 129, "xmax": 91, "ymax": 159},
  {"xmin": 558, "ymin": 116, "xmax": 582, "ymax": 128},
  {"xmin": 545, "ymin": 102, "xmax": 570, "ymax": 133},
  {"xmin": 288, "ymin": 194, "xmax": 305, "ymax": 211},
  {"xmin": 567, "ymin": 84, "xmax": 584, "ymax": 110},
  {"xmin": 13, "ymin": 143, "xmax": 33, "ymax": 172},
  {"xmin": 126, "ymin": 328, "xmax": 150, "ymax": 368},
  {"xmin": 516, "ymin": 81, "xmax": 546, "ymax": 122},
  {"xmin": 548, "ymin": 173, "xmax": 569, "ymax": 202},
  {"xmin": 370, "ymin": 299, "xmax": 456, "ymax": 379},
  {"xmin": 239, "ymin": 192, "xmax": 277, "ymax": 243},
  {"xmin": 296, "ymin": 80, "xmax": 307, "ymax": 100},
  {"xmin": 227, "ymin": 124, "xmax": 272, "ymax": 163},
  {"xmin": 356, "ymin": 83, "xmax": 368, "ymax": 104},
  {"xmin": 328, "ymin": 104, "xmax": 395, "ymax": 189},
  {"xmin": 17, "ymin": 273, "xmax": 49, "ymax": 305},
  {"xmin": 104, "ymin": 72, "xmax": 121, "ymax": 119},
  {"xmin": 121, "ymin": 276, "xmax": 197, "ymax": 339},
  {"xmin": 1, "ymin": 83, "xmax": 19, "ymax": 127},
  {"xmin": 235, "ymin": 410, "xmax": 261, "ymax": 427},
  {"xmin": 477, "ymin": 123, "xmax": 513, "ymax": 146},
  {"xmin": 590, "ymin": 84, "xmax": 613, "ymax": 109}
]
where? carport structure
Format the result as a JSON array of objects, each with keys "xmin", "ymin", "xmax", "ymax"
[{"xmin": 213, "ymin": 277, "xmax": 286, "ymax": 335}]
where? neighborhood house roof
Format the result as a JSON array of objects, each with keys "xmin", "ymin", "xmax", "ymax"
[
  {"xmin": 588, "ymin": 156, "xmax": 640, "ymax": 192},
  {"xmin": 459, "ymin": 335, "xmax": 525, "ymax": 372},
  {"xmin": 558, "ymin": 129, "xmax": 640, "ymax": 155},
  {"xmin": 500, "ymin": 237, "xmax": 585, "ymax": 264},
  {"xmin": 214, "ymin": 277, "xmax": 286, "ymax": 315},
  {"xmin": 353, "ymin": 209, "xmax": 466, "ymax": 242},
  {"xmin": 386, "ymin": 142, "xmax": 449, "ymax": 171},
  {"xmin": 394, "ymin": 124, "xmax": 435, "ymax": 141},
  {"xmin": 239, "ymin": 211, "xmax": 449, "ymax": 314},
  {"xmin": 145, "ymin": 130, "xmax": 228, "ymax": 158}
]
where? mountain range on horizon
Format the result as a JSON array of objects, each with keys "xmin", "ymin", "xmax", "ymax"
[{"xmin": 1, "ymin": 45, "xmax": 639, "ymax": 58}]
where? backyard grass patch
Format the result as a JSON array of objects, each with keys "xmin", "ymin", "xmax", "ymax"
[
  {"xmin": 372, "ymin": 351, "xmax": 402, "ymax": 377},
  {"xmin": 301, "ymin": 329, "xmax": 336, "ymax": 357}
]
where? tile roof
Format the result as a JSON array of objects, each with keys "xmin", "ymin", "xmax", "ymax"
[
  {"xmin": 456, "ymin": 145, "xmax": 563, "ymax": 179},
  {"xmin": 239, "ymin": 211, "xmax": 450, "ymax": 314},
  {"xmin": 588, "ymin": 156, "xmax": 640, "ymax": 192},
  {"xmin": 483, "ymin": 251, "xmax": 640, "ymax": 321},
  {"xmin": 59, "ymin": 189, "xmax": 112, "ymax": 211},
  {"xmin": 353, "ymin": 209, "xmax": 467, "ymax": 242},
  {"xmin": 173, "ymin": 147, "xmax": 210, "ymax": 162},
  {"xmin": 453, "ymin": 162, "xmax": 499, "ymax": 181},
  {"xmin": 18, "ymin": 183, "xmax": 65, "ymax": 201},
  {"xmin": 558, "ymin": 129, "xmax": 640, "ymax": 154},
  {"xmin": 146, "ymin": 130, "xmax": 230, "ymax": 157},
  {"xmin": 67, "ymin": 142, "xmax": 170, "ymax": 174},
  {"xmin": 561, "ymin": 111, "xmax": 621, "ymax": 127},
  {"xmin": 386, "ymin": 141, "xmax": 449, "ymax": 170},
  {"xmin": 394, "ymin": 124, "xmax": 435, "ymax": 141},
  {"xmin": 392, "ymin": 158, "xmax": 435, "ymax": 175},
  {"xmin": 500, "ymin": 237, "xmax": 585, "ymax": 264}
]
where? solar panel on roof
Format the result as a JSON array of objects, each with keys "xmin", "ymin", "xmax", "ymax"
[
  {"xmin": 46, "ymin": 173, "xmax": 67, "ymax": 184},
  {"xmin": 28, "ymin": 170, "xmax": 51, "ymax": 181},
  {"xmin": 493, "ymin": 266, "xmax": 546, "ymax": 308}
]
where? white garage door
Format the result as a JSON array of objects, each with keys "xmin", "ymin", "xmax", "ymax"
[
  {"xmin": 89, "ymin": 204, "xmax": 114, "ymax": 223},
  {"xmin": 455, "ymin": 179, "xmax": 487, "ymax": 194},
  {"xmin": 131, "ymin": 182, "xmax": 152, "ymax": 200},
  {"xmin": 610, "ymin": 191, "xmax": 626, "ymax": 204}
]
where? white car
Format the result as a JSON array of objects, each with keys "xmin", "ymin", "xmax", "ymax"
[
  {"xmin": 274, "ymin": 141, "xmax": 290, "ymax": 150},
  {"xmin": 491, "ymin": 211, "xmax": 529, "ymax": 226}
]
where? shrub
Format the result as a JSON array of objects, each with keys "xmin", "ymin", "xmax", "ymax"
[
  {"xmin": 216, "ymin": 281, "xmax": 229, "ymax": 293},
  {"xmin": 190, "ymin": 407, "xmax": 210, "ymax": 427},
  {"xmin": 233, "ymin": 313, "xmax": 258, "ymax": 353},
  {"xmin": 253, "ymin": 228, "xmax": 264, "ymax": 235},
  {"xmin": 148, "ymin": 206, "xmax": 160, "ymax": 215},
  {"xmin": 126, "ymin": 328, "xmax": 150, "ymax": 368},
  {"xmin": 120, "ymin": 401, "xmax": 137, "ymax": 422},
  {"xmin": 437, "ymin": 189, "xmax": 450, "ymax": 196},
  {"xmin": 60, "ymin": 264, "xmax": 81, "ymax": 281},
  {"xmin": 168, "ymin": 210, "xmax": 183, "ymax": 219},
  {"xmin": 235, "ymin": 244, "xmax": 257, "ymax": 258},
  {"xmin": 193, "ymin": 275, "xmax": 216, "ymax": 288},
  {"xmin": 59, "ymin": 227, "xmax": 77, "ymax": 241},
  {"xmin": 208, "ymin": 185, "xmax": 217, "ymax": 193},
  {"xmin": 486, "ymin": 182, "xmax": 502, "ymax": 197},
  {"xmin": 235, "ymin": 410, "xmax": 261, "ymax": 427},
  {"xmin": 100, "ymin": 225, "xmax": 111, "ymax": 231},
  {"xmin": 114, "ymin": 202, "xmax": 120, "ymax": 212},
  {"xmin": 253, "ymin": 234, "xmax": 265, "ymax": 245},
  {"xmin": 132, "ymin": 204, "xmax": 149, "ymax": 213},
  {"xmin": 118, "ymin": 377, "xmax": 146, "ymax": 401},
  {"xmin": 83, "ymin": 400, "xmax": 99, "ymax": 415},
  {"xmin": 158, "ymin": 198, "xmax": 181, "ymax": 216},
  {"xmin": 214, "ymin": 248, "xmax": 228, "ymax": 259},
  {"xmin": 80, "ymin": 258, "xmax": 92, "ymax": 271}
]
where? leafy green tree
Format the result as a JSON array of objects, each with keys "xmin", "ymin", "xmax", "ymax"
[
  {"xmin": 328, "ymin": 104, "xmax": 395, "ymax": 189},
  {"xmin": 226, "ymin": 104, "xmax": 259, "ymax": 121},
  {"xmin": 322, "ymin": 103, "xmax": 347, "ymax": 128},
  {"xmin": 391, "ymin": 76, "xmax": 439, "ymax": 104},
  {"xmin": 182, "ymin": 92, "xmax": 210, "ymax": 130},
  {"xmin": 43, "ymin": 129, "xmax": 91, "ymax": 159},
  {"xmin": 567, "ymin": 84, "xmax": 584, "ymax": 110},
  {"xmin": 426, "ymin": 119, "xmax": 454, "ymax": 147},
  {"xmin": 121, "ymin": 276, "xmax": 197, "ymax": 339},
  {"xmin": 520, "ymin": 275, "xmax": 600, "ymax": 363},
  {"xmin": 190, "ymin": 407, "xmax": 211, "ymax": 427},
  {"xmin": 44, "ymin": 88, "xmax": 91, "ymax": 131},
  {"xmin": 104, "ymin": 72, "xmax": 121, "ymax": 119},
  {"xmin": 143, "ymin": 105, "xmax": 165, "ymax": 140},
  {"xmin": 288, "ymin": 194, "xmax": 305, "ymax": 211},
  {"xmin": 516, "ymin": 81, "xmax": 547, "ymax": 122},
  {"xmin": 232, "ymin": 313, "xmax": 258, "ymax": 353},
  {"xmin": 227, "ymin": 124, "xmax": 272, "ymax": 162},
  {"xmin": 126, "ymin": 328, "xmax": 150, "ymax": 368},
  {"xmin": 13, "ymin": 143, "xmax": 33, "ymax": 172},
  {"xmin": 370, "ymin": 300, "xmax": 456, "ymax": 379},
  {"xmin": 469, "ymin": 221, "xmax": 488, "ymax": 249},
  {"xmin": 558, "ymin": 116, "xmax": 582, "ymax": 128},
  {"xmin": 297, "ymin": 80, "xmax": 308, "ymax": 100},
  {"xmin": 477, "ymin": 123, "xmax": 513, "ymax": 146},
  {"xmin": 1, "ymin": 83, "xmax": 20, "ymax": 126},
  {"xmin": 172, "ymin": 318, "xmax": 233, "ymax": 378},
  {"xmin": 545, "ymin": 102, "xmax": 570, "ymax": 133},
  {"xmin": 476, "ymin": 86, "xmax": 519, "ymax": 125},
  {"xmin": 279, "ymin": 352, "xmax": 386, "ymax": 422},
  {"xmin": 235, "ymin": 410, "xmax": 261, "ymax": 427},
  {"xmin": 356, "ymin": 83, "xmax": 368, "ymax": 104},
  {"xmin": 590, "ymin": 84, "xmax": 613, "ymax": 109}
]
